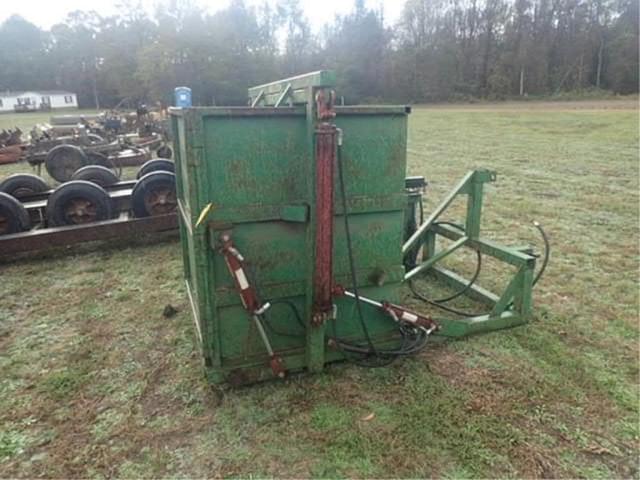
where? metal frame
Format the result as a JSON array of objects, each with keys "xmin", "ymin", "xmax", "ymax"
[
  {"xmin": 173, "ymin": 70, "xmax": 536, "ymax": 384},
  {"xmin": 0, "ymin": 213, "xmax": 178, "ymax": 258},
  {"xmin": 402, "ymin": 169, "xmax": 536, "ymax": 337},
  {"xmin": 248, "ymin": 71, "xmax": 336, "ymax": 108},
  {"xmin": 0, "ymin": 180, "xmax": 178, "ymax": 259},
  {"xmin": 173, "ymin": 70, "xmax": 417, "ymax": 383},
  {"xmin": 251, "ymin": 70, "xmax": 339, "ymax": 374}
]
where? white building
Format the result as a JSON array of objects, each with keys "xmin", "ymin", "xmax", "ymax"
[{"xmin": 0, "ymin": 90, "xmax": 78, "ymax": 113}]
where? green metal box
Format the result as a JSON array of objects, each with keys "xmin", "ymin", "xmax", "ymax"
[{"xmin": 171, "ymin": 72, "xmax": 411, "ymax": 384}]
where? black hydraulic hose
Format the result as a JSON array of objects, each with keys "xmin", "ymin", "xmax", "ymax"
[
  {"xmin": 432, "ymin": 250, "xmax": 481, "ymax": 303},
  {"xmin": 430, "ymin": 221, "xmax": 483, "ymax": 303},
  {"xmin": 335, "ymin": 329, "xmax": 429, "ymax": 356},
  {"xmin": 331, "ymin": 320, "xmax": 429, "ymax": 359},
  {"xmin": 329, "ymin": 318, "xmax": 397, "ymax": 368},
  {"xmin": 503, "ymin": 221, "xmax": 551, "ymax": 310},
  {"xmin": 532, "ymin": 221, "xmax": 550, "ymax": 287},
  {"xmin": 414, "ymin": 195, "xmax": 484, "ymax": 303},
  {"xmin": 331, "ymin": 139, "xmax": 430, "ymax": 366},
  {"xmin": 411, "ymin": 220, "xmax": 551, "ymax": 317},
  {"xmin": 409, "ymin": 280, "xmax": 485, "ymax": 317},
  {"xmin": 245, "ymin": 262, "xmax": 307, "ymax": 338},
  {"xmin": 256, "ymin": 137, "xmax": 436, "ymax": 363},
  {"xmin": 269, "ymin": 300, "xmax": 306, "ymax": 330},
  {"xmin": 260, "ymin": 294, "xmax": 431, "ymax": 360},
  {"xmin": 407, "ymin": 218, "xmax": 485, "ymax": 316},
  {"xmin": 336, "ymin": 139, "xmax": 379, "ymax": 356},
  {"xmin": 262, "ymin": 300, "xmax": 307, "ymax": 339}
]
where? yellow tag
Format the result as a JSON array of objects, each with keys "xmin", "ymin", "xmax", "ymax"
[{"xmin": 195, "ymin": 203, "xmax": 214, "ymax": 228}]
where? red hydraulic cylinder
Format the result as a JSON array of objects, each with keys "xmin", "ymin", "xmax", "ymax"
[
  {"xmin": 218, "ymin": 233, "xmax": 286, "ymax": 378},
  {"xmin": 312, "ymin": 122, "xmax": 338, "ymax": 325},
  {"xmin": 219, "ymin": 233, "xmax": 260, "ymax": 312}
]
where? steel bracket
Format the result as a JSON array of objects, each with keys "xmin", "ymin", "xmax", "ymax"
[{"xmin": 403, "ymin": 169, "xmax": 536, "ymax": 337}]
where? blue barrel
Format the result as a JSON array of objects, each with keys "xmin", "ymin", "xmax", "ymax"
[{"xmin": 174, "ymin": 87, "xmax": 192, "ymax": 108}]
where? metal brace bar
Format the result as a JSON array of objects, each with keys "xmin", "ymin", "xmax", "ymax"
[
  {"xmin": 436, "ymin": 310, "xmax": 526, "ymax": 337},
  {"xmin": 465, "ymin": 174, "xmax": 484, "ymax": 239},
  {"xmin": 250, "ymin": 89, "xmax": 265, "ymax": 107},
  {"xmin": 274, "ymin": 83, "xmax": 292, "ymax": 107},
  {"xmin": 402, "ymin": 170, "xmax": 474, "ymax": 255},
  {"xmin": 404, "ymin": 236, "xmax": 468, "ymax": 281},
  {"xmin": 248, "ymin": 70, "xmax": 336, "ymax": 107},
  {"xmin": 514, "ymin": 260, "xmax": 534, "ymax": 317},
  {"xmin": 429, "ymin": 266, "xmax": 499, "ymax": 306},
  {"xmin": 252, "ymin": 314, "xmax": 274, "ymax": 356},
  {"xmin": 431, "ymin": 223, "xmax": 534, "ymax": 267},
  {"xmin": 490, "ymin": 266, "xmax": 523, "ymax": 316}
]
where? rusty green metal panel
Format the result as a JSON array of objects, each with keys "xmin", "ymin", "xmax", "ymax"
[{"xmin": 171, "ymin": 89, "xmax": 410, "ymax": 384}]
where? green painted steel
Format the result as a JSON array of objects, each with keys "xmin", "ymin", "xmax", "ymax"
[
  {"xmin": 249, "ymin": 70, "xmax": 337, "ymax": 107},
  {"xmin": 402, "ymin": 169, "xmax": 537, "ymax": 338},
  {"xmin": 173, "ymin": 70, "xmax": 538, "ymax": 384},
  {"xmin": 171, "ymin": 71, "xmax": 411, "ymax": 384}
]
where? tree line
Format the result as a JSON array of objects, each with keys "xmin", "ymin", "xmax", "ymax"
[{"xmin": 0, "ymin": 0, "xmax": 637, "ymax": 108}]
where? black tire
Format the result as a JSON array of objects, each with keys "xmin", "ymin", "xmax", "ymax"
[
  {"xmin": 46, "ymin": 180, "xmax": 114, "ymax": 227},
  {"xmin": 87, "ymin": 152, "xmax": 122, "ymax": 178},
  {"xmin": 71, "ymin": 165, "xmax": 120, "ymax": 187},
  {"xmin": 0, "ymin": 173, "xmax": 50, "ymax": 199},
  {"xmin": 132, "ymin": 171, "xmax": 177, "ymax": 217},
  {"xmin": 87, "ymin": 151, "xmax": 109, "ymax": 167},
  {"xmin": 136, "ymin": 158, "xmax": 175, "ymax": 179},
  {"xmin": 45, "ymin": 144, "xmax": 89, "ymax": 182},
  {"xmin": 156, "ymin": 145, "xmax": 173, "ymax": 159},
  {"xmin": 0, "ymin": 191, "xmax": 31, "ymax": 235}
]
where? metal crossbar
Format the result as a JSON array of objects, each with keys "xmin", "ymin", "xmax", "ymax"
[
  {"xmin": 248, "ymin": 71, "xmax": 336, "ymax": 107},
  {"xmin": 402, "ymin": 169, "xmax": 536, "ymax": 337}
]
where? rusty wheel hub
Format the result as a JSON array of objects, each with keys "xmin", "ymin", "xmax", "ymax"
[
  {"xmin": 144, "ymin": 187, "xmax": 176, "ymax": 215},
  {"xmin": 13, "ymin": 187, "xmax": 35, "ymax": 198},
  {"xmin": 64, "ymin": 198, "xmax": 98, "ymax": 224}
]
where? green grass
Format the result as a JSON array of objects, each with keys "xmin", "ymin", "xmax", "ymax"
[
  {"xmin": 0, "ymin": 100, "xmax": 638, "ymax": 478},
  {"xmin": 0, "ymin": 109, "xmax": 100, "ymax": 132},
  {"xmin": 0, "ymin": 160, "xmax": 140, "ymax": 186}
]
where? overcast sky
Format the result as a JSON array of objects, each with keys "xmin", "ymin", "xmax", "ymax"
[{"xmin": 1, "ymin": 0, "xmax": 404, "ymax": 31}]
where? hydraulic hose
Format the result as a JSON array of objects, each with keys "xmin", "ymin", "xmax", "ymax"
[
  {"xmin": 409, "ymin": 219, "xmax": 550, "ymax": 317},
  {"xmin": 331, "ymin": 135, "xmax": 430, "ymax": 366}
]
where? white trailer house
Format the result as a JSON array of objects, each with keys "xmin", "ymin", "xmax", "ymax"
[{"xmin": 0, "ymin": 90, "xmax": 78, "ymax": 113}]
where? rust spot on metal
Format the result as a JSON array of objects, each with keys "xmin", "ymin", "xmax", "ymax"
[
  {"xmin": 143, "ymin": 186, "xmax": 177, "ymax": 215},
  {"xmin": 315, "ymin": 89, "xmax": 336, "ymax": 120},
  {"xmin": 63, "ymin": 198, "xmax": 99, "ymax": 224},
  {"xmin": 269, "ymin": 356, "xmax": 286, "ymax": 378}
]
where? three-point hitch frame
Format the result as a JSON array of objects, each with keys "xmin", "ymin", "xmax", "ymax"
[{"xmin": 403, "ymin": 169, "xmax": 537, "ymax": 337}]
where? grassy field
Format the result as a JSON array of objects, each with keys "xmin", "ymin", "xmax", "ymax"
[
  {"xmin": 0, "ymin": 109, "xmax": 100, "ymax": 132},
  {"xmin": 0, "ymin": 108, "xmax": 137, "ymax": 184},
  {"xmin": 0, "ymin": 101, "xmax": 638, "ymax": 478}
]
